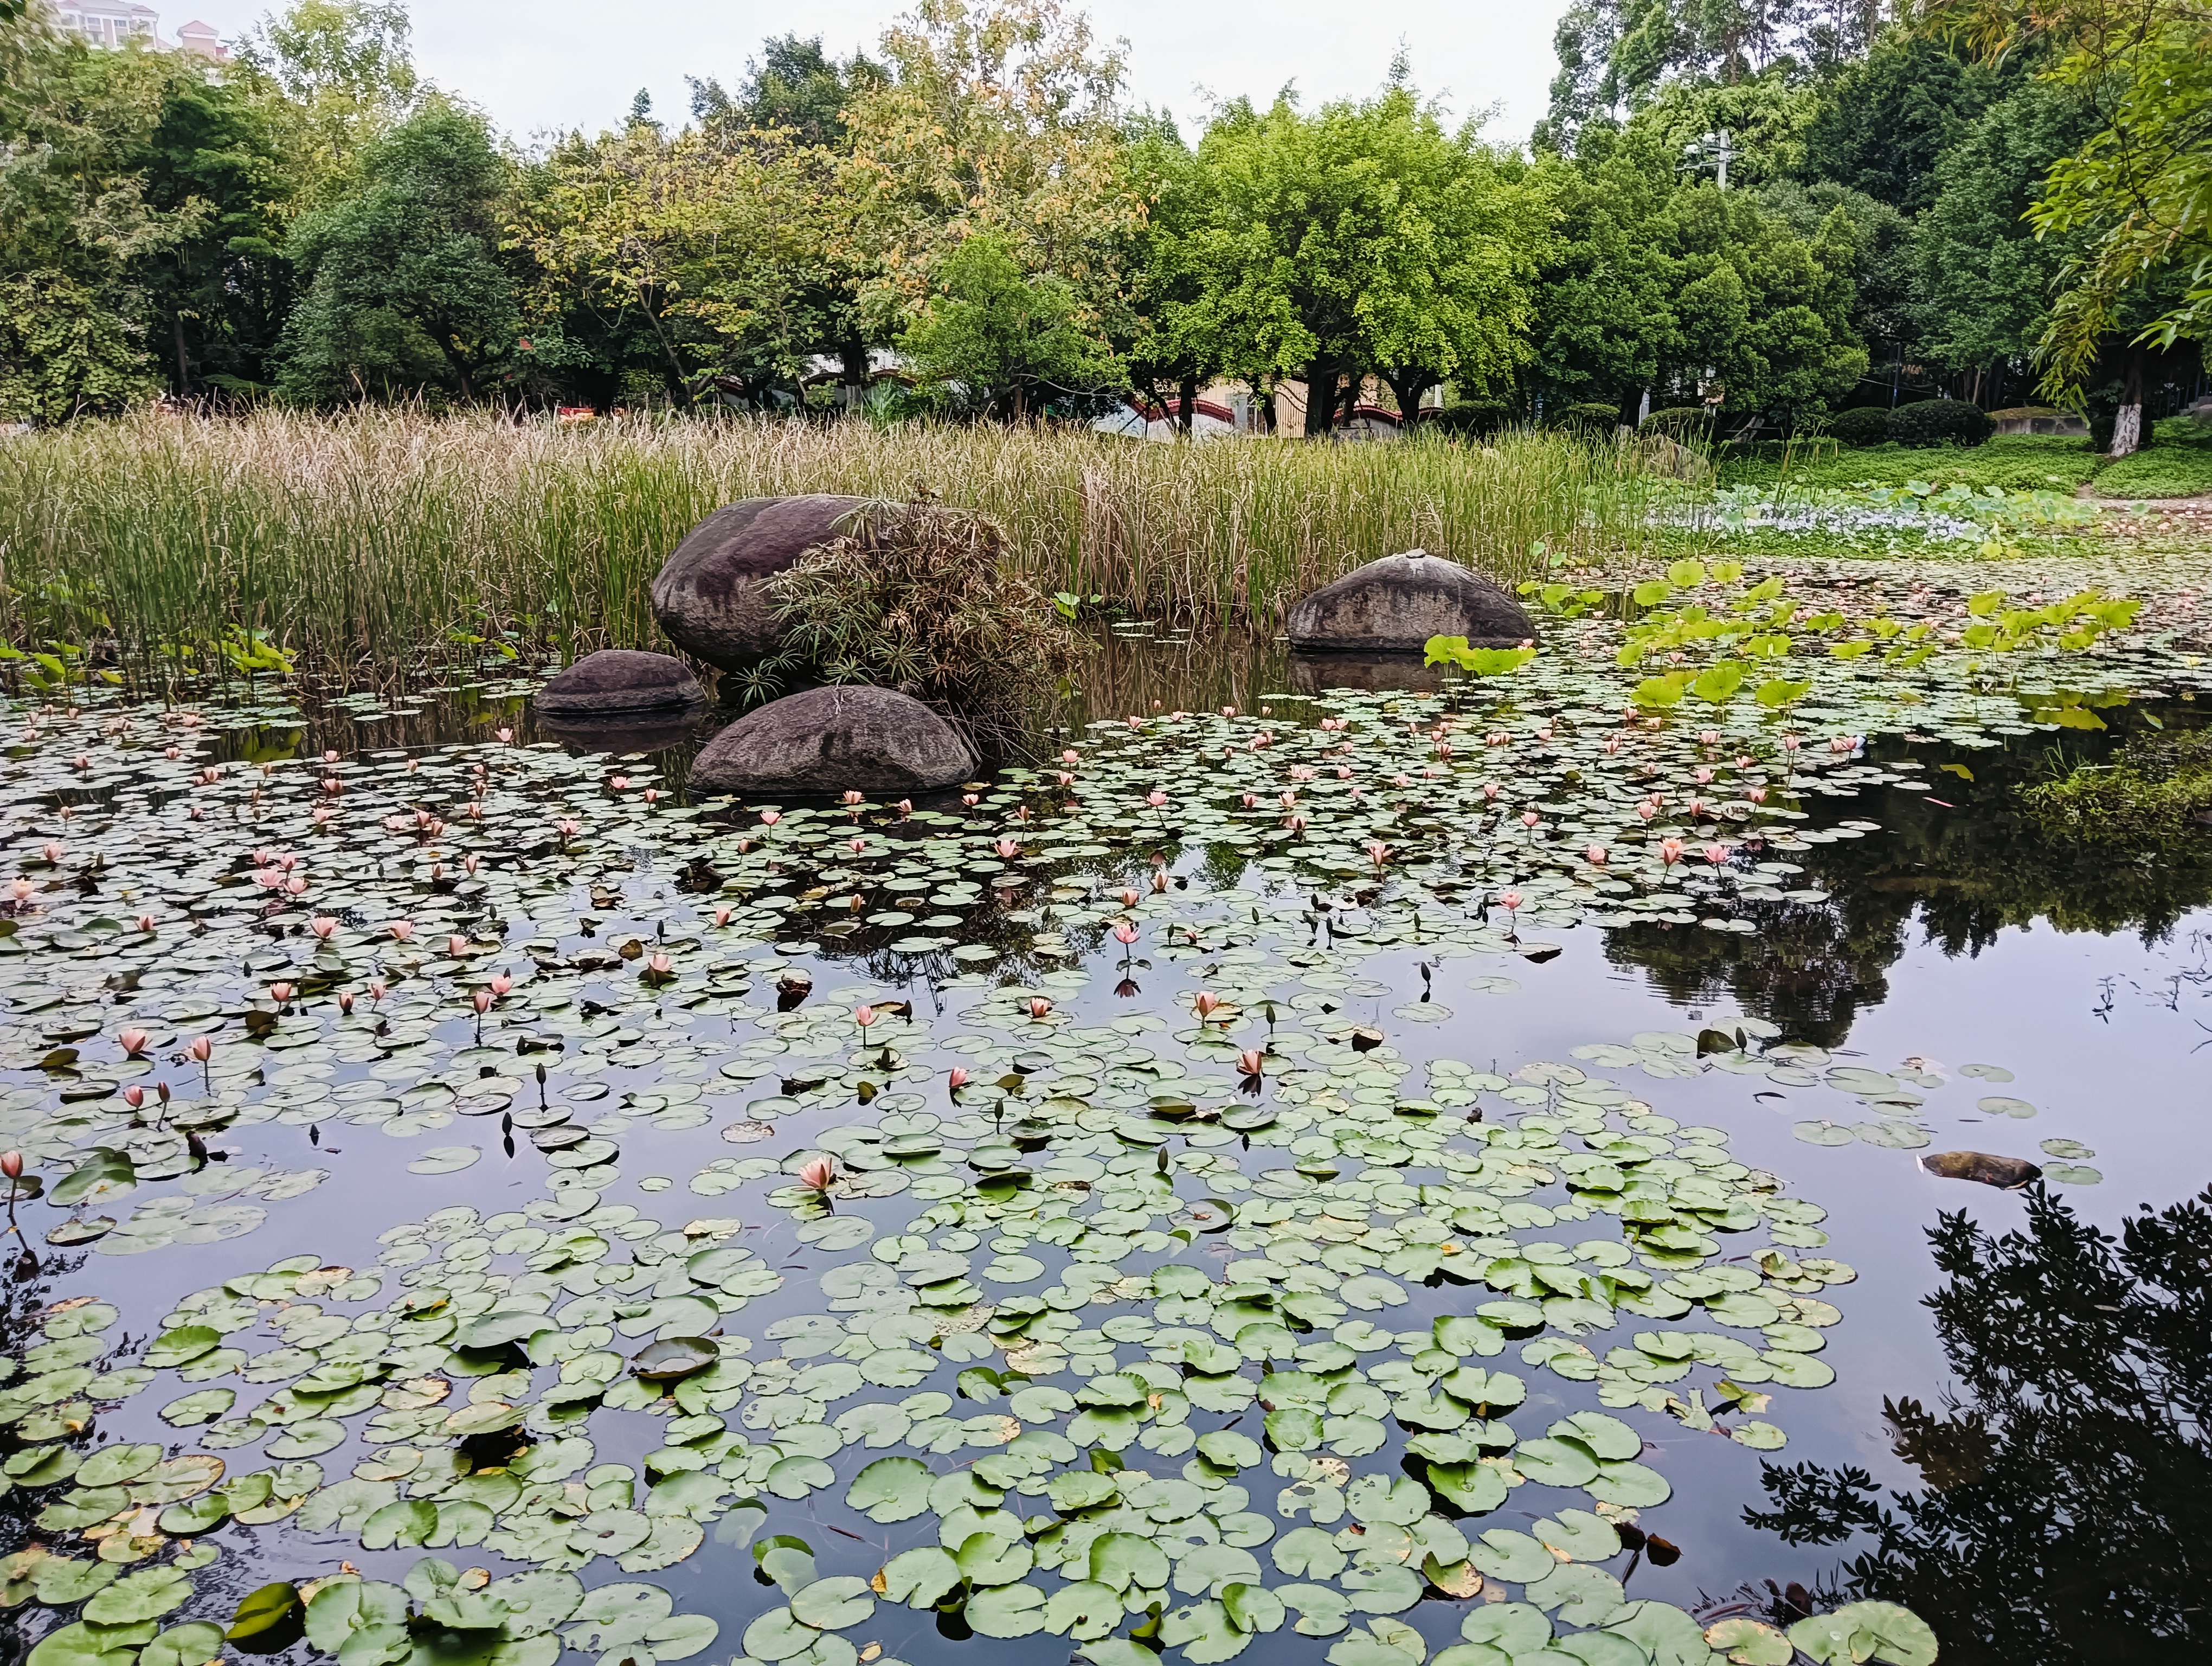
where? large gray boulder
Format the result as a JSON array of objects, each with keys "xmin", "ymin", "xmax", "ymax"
[
  {"xmin": 691, "ymin": 685, "xmax": 977, "ymax": 796},
  {"xmin": 536, "ymin": 649, "xmax": 704, "ymax": 717},
  {"xmin": 1285, "ymin": 549, "xmax": 1535, "ymax": 652},
  {"xmin": 650, "ymin": 495, "xmax": 866, "ymax": 671}
]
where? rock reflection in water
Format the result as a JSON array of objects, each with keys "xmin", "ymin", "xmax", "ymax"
[{"xmin": 1285, "ymin": 649, "xmax": 1446, "ymax": 696}]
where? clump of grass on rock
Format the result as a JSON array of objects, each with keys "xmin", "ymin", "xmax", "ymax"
[{"xmin": 756, "ymin": 497, "xmax": 1086, "ymax": 733}]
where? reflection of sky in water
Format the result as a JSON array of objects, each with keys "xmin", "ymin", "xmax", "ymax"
[{"xmin": 7, "ymin": 636, "xmax": 2210, "ymax": 1666}]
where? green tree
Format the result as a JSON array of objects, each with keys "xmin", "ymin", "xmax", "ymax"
[
  {"xmin": 1657, "ymin": 182, "xmax": 1866, "ymax": 427},
  {"xmin": 1911, "ymin": 82, "xmax": 2095, "ymax": 383},
  {"xmin": 840, "ymin": 0, "xmax": 1140, "ymax": 344},
  {"xmin": 234, "ymin": 0, "xmax": 420, "ymax": 203},
  {"xmin": 1927, "ymin": 0, "xmax": 2212, "ymax": 430},
  {"xmin": 278, "ymin": 105, "xmax": 518, "ymax": 402},
  {"xmin": 0, "ymin": 28, "xmax": 220, "ymax": 419},
  {"xmin": 1799, "ymin": 28, "xmax": 2010, "ymax": 215},
  {"xmin": 688, "ymin": 34, "xmax": 884, "ymax": 147},
  {"xmin": 896, "ymin": 232, "xmax": 1121, "ymax": 418},
  {"xmin": 1184, "ymin": 83, "xmax": 1544, "ymax": 438},
  {"xmin": 1517, "ymin": 138, "xmax": 1681, "ymax": 421}
]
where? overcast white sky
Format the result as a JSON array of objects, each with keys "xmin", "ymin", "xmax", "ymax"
[{"xmin": 187, "ymin": 1, "xmax": 1576, "ymax": 149}]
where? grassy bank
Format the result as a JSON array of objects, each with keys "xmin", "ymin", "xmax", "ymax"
[
  {"xmin": 0, "ymin": 412, "xmax": 1671, "ymax": 683},
  {"xmin": 1718, "ymin": 419, "xmax": 2212, "ymax": 498}
]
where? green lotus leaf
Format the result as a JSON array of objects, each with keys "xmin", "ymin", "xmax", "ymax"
[
  {"xmin": 226, "ymin": 1582, "xmax": 303, "ymax": 1641},
  {"xmin": 1704, "ymin": 1617, "xmax": 1795, "ymax": 1665},
  {"xmin": 29, "ymin": 1619, "xmax": 157, "ymax": 1666},
  {"xmin": 963, "ymin": 1581, "xmax": 1047, "ymax": 1639},
  {"xmin": 844, "ymin": 1457, "xmax": 931, "ymax": 1523},
  {"xmin": 879, "ymin": 1546, "xmax": 960, "ymax": 1608},
  {"xmin": 305, "ymin": 1580, "xmax": 411, "ymax": 1652},
  {"xmin": 76, "ymin": 1444, "xmax": 162, "ymax": 1489},
  {"xmin": 145, "ymin": 1327, "xmax": 221, "ymax": 1369},
  {"xmin": 1087, "ymin": 1532, "xmax": 1169, "ymax": 1593},
  {"xmin": 739, "ymin": 1607, "xmax": 818, "ymax": 1663},
  {"xmin": 1523, "ymin": 1563, "xmax": 1628, "ymax": 1628},
  {"xmin": 788, "ymin": 1577, "xmax": 873, "ymax": 1631},
  {"xmin": 1787, "ymin": 1602, "xmax": 1939, "ymax": 1666},
  {"xmin": 1467, "ymin": 1529, "xmax": 1555, "ymax": 1583},
  {"xmin": 142, "ymin": 1622, "xmax": 227, "ymax": 1666},
  {"xmin": 82, "ymin": 1566, "xmax": 194, "ymax": 1625}
]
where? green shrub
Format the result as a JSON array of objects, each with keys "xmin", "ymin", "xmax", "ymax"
[
  {"xmin": 1828, "ymin": 406, "xmax": 1892, "ymax": 447},
  {"xmin": 1886, "ymin": 399, "xmax": 1994, "ymax": 448},
  {"xmin": 1429, "ymin": 399, "xmax": 1512, "ymax": 438},
  {"xmin": 2023, "ymin": 731, "xmax": 2212, "ymax": 843},
  {"xmin": 1640, "ymin": 405, "xmax": 1713, "ymax": 441},
  {"xmin": 1555, "ymin": 401, "xmax": 1623, "ymax": 433},
  {"xmin": 758, "ymin": 499, "xmax": 1087, "ymax": 730}
]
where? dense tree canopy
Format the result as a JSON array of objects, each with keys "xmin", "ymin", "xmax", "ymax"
[{"xmin": 0, "ymin": 0, "xmax": 2201, "ymax": 435}]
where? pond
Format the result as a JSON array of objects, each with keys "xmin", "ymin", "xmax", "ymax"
[{"xmin": 4, "ymin": 575, "xmax": 2210, "ymax": 1666}]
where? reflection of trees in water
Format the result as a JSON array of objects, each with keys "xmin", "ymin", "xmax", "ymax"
[
  {"xmin": 1602, "ymin": 728, "xmax": 2212, "ymax": 1042},
  {"xmin": 1602, "ymin": 896, "xmax": 1905, "ymax": 1049},
  {"xmin": 1744, "ymin": 1184, "xmax": 2212, "ymax": 1666}
]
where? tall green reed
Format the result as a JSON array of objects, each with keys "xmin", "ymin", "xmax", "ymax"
[{"xmin": 0, "ymin": 410, "xmax": 1681, "ymax": 684}]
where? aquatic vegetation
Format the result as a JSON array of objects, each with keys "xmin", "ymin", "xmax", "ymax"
[
  {"xmin": 8, "ymin": 549, "xmax": 2209, "ymax": 1666},
  {"xmin": 0, "ymin": 414, "xmax": 1671, "ymax": 682}
]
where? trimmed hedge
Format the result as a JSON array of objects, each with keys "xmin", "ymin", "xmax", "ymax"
[
  {"xmin": 1640, "ymin": 405, "xmax": 1713, "ymax": 440},
  {"xmin": 1828, "ymin": 406, "xmax": 1892, "ymax": 447},
  {"xmin": 1555, "ymin": 401, "xmax": 1624, "ymax": 432},
  {"xmin": 1886, "ymin": 399, "xmax": 1994, "ymax": 448}
]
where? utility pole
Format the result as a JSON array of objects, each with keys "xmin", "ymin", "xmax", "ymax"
[{"xmin": 1679, "ymin": 129, "xmax": 1734, "ymax": 189}]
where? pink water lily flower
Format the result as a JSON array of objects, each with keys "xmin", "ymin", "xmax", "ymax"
[
  {"xmin": 947, "ymin": 1067, "xmax": 970, "ymax": 1090},
  {"xmin": 647, "ymin": 952, "xmax": 673, "ymax": 976},
  {"xmin": 268, "ymin": 983, "xmax": 293, "ymax": 1004},
  {"xmin": 447, "ymin": 935, "xmax": 471, "ymax": 958},
  {"xmin": 490, "ymin": 974, "xmax": 512, "ymax": 996},
  {"xmin": 118, "ymin": 1029, "xmax": 149, "ymax": 1057},
  {"xmin": 311, "ymin": 917, "xmax": 337, "ymax": 939},
  {"xmin": 856, "ymin": 1004, "xmax": 878, "ymax": 1028},
  {"xmin": 1237, "ymin": 1049, "xmax": 1264, "ymax": 1075},
  {"xmin": 1113, "ymin": 923, "xmax": 1139, "ymax": 945},
  {"xmin": 1366, "ymin": 842, "xmax": 1391, "ymax": 866},
  {"xmin": 799, "ymin": 1157, "xmax": 837, "ymax": 1191},
  {"xmin": 122, "ymin": 1085, "xmax": 144, "ymax": 1110},
  {"xmin": 1703, "ymin": 844, "xmax": 1729, "ymax": 865},
  {"xmin": 1499, "ymin": 891, "xmax": 1522, "ymax": 912},
  {"xmin": 388, "ymin": 920, "xmax": 414, "ymax": 942},
  {"xmin": 995, "ymin": 838, "xmax": 1020, "ymax": 859},
  {"xmin": 1660, "ymin": 837, "xmax": 1686, "ymax": 864},
  {"xmin": 1192, "ymin": 991, "xmax": 1223, "ymax": 1020},
  {"xmin": 1586, "ymin": 845, "xmax": 1607, "ymax": 866},
  {"xmin": 1027, "ymin": 997, "xmax": 1052, "ymax": 1019},
  {"xmin": 759, "ymin": 809, "xmax": 781, "ymax": 825}
]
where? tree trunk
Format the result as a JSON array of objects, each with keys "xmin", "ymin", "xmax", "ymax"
[
  {"xmin": 172, "ymin": 313, "xmax": 191, "ymax": 398},
  {"xmin": 840, "ymin": 333, "xmax": 870, "ymax": 411},
  {"xmin": 2111, "ymin": 349, "xmax": 2146, "ymax": 458},
  {"xmin": 1381, "ymin": 370, "xmax": 1432, "ymax": 428},
  {"xmin": 1256, "ymin": 379, "xmax": 1278, "ymax": 434},
  {"xmin": 1176, "ymin": 371, "xmax": 1198, "ymax": 436},
  {"xmin": 1302, "ymin": 358, "xmax": 1339, "ymax": 439}
]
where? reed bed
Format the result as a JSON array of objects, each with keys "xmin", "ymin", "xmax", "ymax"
[{"xmin": 0, "ymin": 409, "xmax": 1682, "ymax": 682}]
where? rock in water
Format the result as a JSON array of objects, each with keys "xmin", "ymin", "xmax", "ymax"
[
  {"xmin": 535, "ymin": 649, "xmax": 704, "ymax": 716},
  {"xmin": 1285, "ymin": 549, "xmax": 1535, "ymax": 652},
  {"xmin": 1921, "ymin": 1150, "xmax": 2043, "ymax": 1189},
  {"xmin": 690, "ymin": 685, "xmax": 977, "ymax": 795},
  {"xmin": 650, "ymin": 494, "xmax": 866, "ymax": 671}
]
